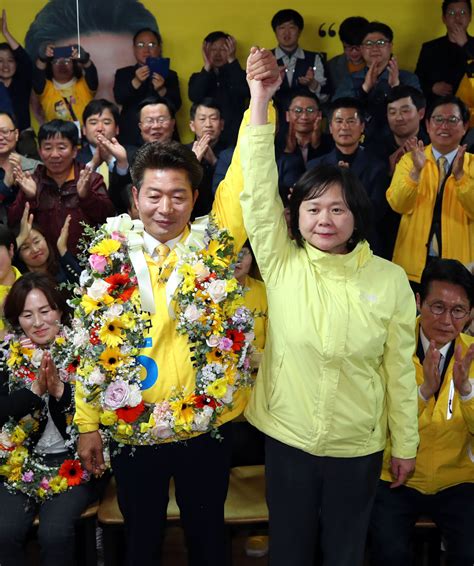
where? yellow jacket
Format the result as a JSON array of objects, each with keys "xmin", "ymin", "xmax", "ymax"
[
  {"xmin": 456, "ymin": 73, "xmax": 474, "ymax": 128},
  {"xmin": 240, "ymin": 124, "xmax": 419, "ymax": 459},
  {"xmin": 381, "ymin": 325, "xmax": 474, "ymax": 494},
  {"xmin": 243, "ymin": 275, "xmax": 267, "ymax": 352},
  {"xmin": 40, "ymin": 76, "xmax": 94, "ymax": 124},
  {"xmin": 74, "ymin": 110, "xmax": 271, "ymax": 442},
  {"xmin": 387, "ymin": 145, "xmax": 474, "ymax": 283}
]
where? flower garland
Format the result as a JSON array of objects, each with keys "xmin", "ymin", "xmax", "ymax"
[
  {"xmin": 0, "ymin": 335, "xmax": 89, "ymax": 502},
  {"xmin": 67, "ymin": 215, "xmax": 255, "ymax": 445}
]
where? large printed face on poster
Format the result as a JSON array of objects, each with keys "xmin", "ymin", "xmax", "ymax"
[{"xmin": 24, "ymin": 0, "xmax": 159, "ymax": 102}]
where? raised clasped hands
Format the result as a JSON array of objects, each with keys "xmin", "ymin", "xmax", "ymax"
[{"xmin": 246, "ymin": 47, "xmax": 282, "ymax": 101}]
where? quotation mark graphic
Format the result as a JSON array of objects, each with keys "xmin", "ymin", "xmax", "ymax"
[{"xmin": 318, "ymin": 23, "xmax": 337, "ymax": 38}]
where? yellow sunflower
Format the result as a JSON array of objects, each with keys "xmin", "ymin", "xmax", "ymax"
[
  {"xmin": 170, "ymin": 393, "xmax": 196, "ymax": 432},
  {"xmin": 99, "ymin": 319, "xmax": 125, "ymax": 348},
  {"xmin": 89, "ymin": 238, "xmax": 121, "ymax": 257},
  {"xmin": 206, "ymin": 377, "xmax": 228, "ymax": 399},
  {"xmin": 99, "ymin": 348, "xmax": 125, "ymax": 372}
]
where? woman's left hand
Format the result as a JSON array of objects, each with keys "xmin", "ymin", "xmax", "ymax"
[{"xmin": 42, "ymin": 352, "xmax": 64, "ymax": 400}]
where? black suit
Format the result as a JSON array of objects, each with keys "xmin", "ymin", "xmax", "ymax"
[
  {"xmin": 113, "ymin": 64, "xmax": 181, "ymax": 146},
  {"xmin": 415, "ymin": 34, "xmax": 474, "ymax": 104}
]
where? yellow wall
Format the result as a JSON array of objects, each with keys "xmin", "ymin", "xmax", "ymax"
[{"xmin": 7, "ymin": 1, "xmax": 457, "ymax": 141}]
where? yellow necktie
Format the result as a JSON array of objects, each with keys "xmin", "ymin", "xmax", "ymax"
[
  {"xmin": 155, "ymin": 244, "xmax": 170, "ymax": 267},
  {"xmin": 437, "ymin": 156, "xmax": 448, "ymax": 192},
  {"xmin": 98, "ymin": 161, "xmax": 110, "ymax": 189}
]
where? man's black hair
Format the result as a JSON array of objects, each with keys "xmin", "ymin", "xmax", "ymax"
[
  {"xmin": 38, "ymin": 119, "xmax": 79, "ymax": 147},
  {"xmin": 362, "ymin": 21, "xmax": 394, "ymax": 43},
  {"xmin": 190, "ymin": 98, "xmax": 222, "ymax": 120},
  {"xmin": 338, "ymin": 16, "xmax": 369, "ymax": 45},
  {"xmin": 425, "ymin": 95, "xmax": 470, "ymax": 124},
  {"xmin": 133, "ymin": 27, "xmax": 162, "ymax": 45},
  {"xmin": 419, "ymin": 259, "xmax": 474, "ymax": 307},
  {"xmin": 287, "ymin": 90, "xmax": 320, "ymax": 110},
  {"xmin": 442, "ymin": 0, "xmax": 472, "ymax": 15},
  {"xmin": 138, "ymin": 96, "xmax": 176, "ymax": 120},
  {"xmin": 271, "ymin": 9, "xmax": 304, "ymax": 31},
  {"xmin": 204, "ymin": 31, "xmax": 229, "ymax": 44},
  {"xmin": 387, "ymin": 85, "xmax": 426, "ymax": 111},
  {"xmin": 82, "ymin": 99, "xmax": 120, "ymax": 125},
  {"xmin": 0, "ymin": 111, "xmax": 18, "ymax": 129},
  {"xmin": 0, "ymin": 225, "xmax": 16, "ymax": 254},
  {"xmin": 328, "ymin": 97, "xmax": 366, "ymax": 122}
]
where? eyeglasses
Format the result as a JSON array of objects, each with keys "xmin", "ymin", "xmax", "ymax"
[
  {"xmin": 141, "ymin": 117, "xmax": 171, "ymax": 126},
  {"xmin": 135, "ymin": 41, "xmax": 158, "ymax": 49},
  {"xmin": 427, "ymin": 302, "xmax": 470, "ymax": 319},
  {"xmin": 52, "ymin": 58, "xmax": 72, "ymax": 65},
  {"xmin": 0, "ymin": 128, "xmax": 16, "ymax": 137},
  {"xmin": 289, "ymin": 106, "xmax": 319, "ymax": 115},
  {"xmin": 430, "ymin": 115, "xmax": 463, "ymax": 126},
  {"xmin": 362, "ymin": 39, "xmax": 390, "ymax": 48},
  {"xmin": 343, "ymin": 44, "xmax": 361, "ymax": 52},
  {"xmin": 446, "ymin": 8, "xmax": 469, "ymax": 17}
]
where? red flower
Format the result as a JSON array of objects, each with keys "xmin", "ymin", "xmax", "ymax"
[
  {"xmin": 90, "ymin": 327, "xmax": 100, "ymax": 345},
  {"xmin": 226, "ymin": 329, "xmax": 246, "ymax": 352},
  {"xmin": 116, "ymin": 401, "xmax": 146, "ymax": 423},
  {"xmin": 193, "ymin": 395, "xmax": 218, "ymax": 409},
  {"xmin": 118, "ymin": 286, "xmax": 136, "ymax": 302},
  {"xmin": 66, "ymin": 357, "xmax": 80, "ymax": 373},
  {"xmin": 58, "ymin": 459, "xmax": 83, "ymax": 486},
  {"xmin": 20, "ymin": 366, "xmax": 36, "ymax": 381},
  {"xmin": 105, "ymin": 273, "xmax": 130, "ymax": 292}
]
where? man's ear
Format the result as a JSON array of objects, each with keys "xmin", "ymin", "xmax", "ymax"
[
  {"xmin": 189, "ymin": 121, "xmax": 196, "ymax": 135},
  {"xmin": 416, "ymin": 292, "xmax": 421, "ymax": 312},
  {"xmin": 192, "ymin": 188, "xmax": 199, "ymax": 206},
  {"xmin": 132, "ymin": 186, "xmax": 140, "ymax": 212}
]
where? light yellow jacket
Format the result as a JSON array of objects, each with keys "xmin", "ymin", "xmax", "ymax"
[
  {"xmin": 387, "ymin": 146, "xmax": 474, "ymax": 283},
  {"xmin": 240, "ymin": 124, "xmax": 419, "ymax": 459},
  {"xmin": 382, "ymin": 325, "xmax": 474, "ymax": 494}
]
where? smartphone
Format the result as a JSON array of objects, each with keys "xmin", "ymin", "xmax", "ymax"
[
  {"xmin": 53, "ymin": 46, "xmax": 73, "ymax": 59},
  {"xmin": 146, "ymin": 57, "xmax": 170, "ymax": 79}
]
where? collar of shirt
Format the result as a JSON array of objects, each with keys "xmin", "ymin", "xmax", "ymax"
[
  {"xmin": 90, "ymin": 144, "xmax": 116, "ymax": 171},
  {"xmin": 420, "ymin": 326, "xmax": 452, "ymax": 372},
  {"xmin": 431, "ymin": 146, "xmax": 458, "ymax": 169},
  {"xmin": 275, "ymin": 46, "xmax": 304, "ymax": 62},
  {"xmin": 143, "ymin": 230, "xmax": 183, "ymax": 261}
]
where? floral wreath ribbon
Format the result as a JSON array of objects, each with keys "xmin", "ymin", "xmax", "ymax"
[{"xmin": 104, "ymin": 214, "xmax": 210, "ymax": 317}]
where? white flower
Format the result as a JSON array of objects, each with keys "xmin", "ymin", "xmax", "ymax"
[
  {"xmin": 72, "ymin": 328, "xmax": 89, "ymax": 348},
  {"xmin": 87, "ymin": 279, "xmax": 110, "ymax": 301},
  {"xmin": 222, "ymin": 385, "xmax": 234, "ymax": 404},
  {"xmin": 106, "ymin": 303, "xmax": 124, "ymax": 318},
  {"xmin": 207, "ymin": 279, "xmax": 227, "ymax": 303},
  {"xmin": 184, "ymin": 304, "xmax": 203, "ymax": 323},
  {"xmin": 206, "ymin": 334, "xmax": 220, "ymax": 348},
  {"xmin": 244, "ymin": 331, "xmax": 255, "ymax": 344},
  {"xmin": 0, "ymin": 431, "xmax": 14, "ymax": 449},
  {"xmin": 88, "ymin": 367, "xmax": 106, "ymax": 385},
  {"xmin": 152, "ymin": 421, "xmax": 174, "ymax": 439},
  {"xmin": 194, "ymin": 261, "xmax": 210, "ymax": 282},
  {"xmin": 104, "ymin": 214, "xmax": 136, "ymax": 235},
  {"xmin": 79, "ymin": 270, "xmax": 91, "ymax": 287},
  {"xmin": 30, "ymin": 349, "xmax": 44, "ymax": 368},
  {"xmin": 192, "ymin": 406, "xmax": 213, "ymax": 431},
  {"xmin": 128, "ymin": 384, "xmax": 142, "ymax": 407}
]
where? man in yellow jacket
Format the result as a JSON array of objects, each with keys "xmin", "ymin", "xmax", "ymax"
[
  {"xmin": 370, "ymin": 258, "xmax": 474, "ymax": 565},
  {"xmin": 387, "ymin": 96, "xmax": 474, "ymax": 287}
]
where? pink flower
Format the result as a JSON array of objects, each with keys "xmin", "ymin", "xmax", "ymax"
[
  {"xmin": 218, "ymin": 337, "xmax": 233, "ymax": 351},
  {"xmin": 40, "ymin": 477, "xmax": 50, "ymax": 490},
  {"xmin": 22, "ymin": 470, "xmax": 34, "ymax": 483},
  {"xmin": 111, "ymin": 231, "xmax": 127, "ymax": 242},
  {"xmin": 89, "ymin": 254, "xmax": 108, "ymax": 273},
  {"xmin": 104, "ymin": 380, "xmax": 130, "ymax": 410}
]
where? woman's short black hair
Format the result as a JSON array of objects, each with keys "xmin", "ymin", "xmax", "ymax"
[
  {"xmin": 289, "ymin": 164, "xmax": 372, "ymax": 249},
  {"xmin": 419, "ymin": 259, "xmax": 474, "ymax": 307},
  {"xmin": 4, "ymin": 272, "xmax": 71, "ymax": 329}
]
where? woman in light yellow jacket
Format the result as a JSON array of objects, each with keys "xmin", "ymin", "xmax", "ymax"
[{"xmin": 239, "ymin": 49, "xmax": 420, "ymax": 566}]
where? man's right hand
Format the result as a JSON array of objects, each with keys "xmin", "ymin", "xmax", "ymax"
[
  {"xmin": 78, "ymin": 431, "xmax": 106, "ymax": 476},
  {"xmin": 246, "ymin": 47, "xmax": 281, "ymax": 100},
  {"xmin": 133, "ymin": 65, "xmax": 150, "ymax": 87},
  {"xmin": 420, "ymin": 339, "xmax": 441, "ymax": 400}
]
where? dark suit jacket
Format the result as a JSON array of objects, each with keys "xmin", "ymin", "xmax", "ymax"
[
  {"xmin": 307, "ymin": 146, "xmax": 391, "ymax": 257},
  {"xmin": 113, "ymin": 64, "xmax": 181, "ymax": 146},
  {"xmin": 415, "ymin": 34, "xmax": 474, "ymax": 104}
]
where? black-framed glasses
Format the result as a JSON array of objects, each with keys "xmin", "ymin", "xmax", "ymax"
[
  {"xmin": 430, "ymin": 115, "xmax": 462, "ymax": 126},
  {"xmin": 135, "ymin": 41, "xmax": 158, "ymax": 49},
  {"xmin": 289, "ymin": 106, "xmax": 319, "ymax": 115},
  {"xmin": 427, "ymin": 302, "xmax": 470, "ymax": 319},
  {"xmin": 362, "ymin": 39, "xmax": 390, "ymax": 48}
]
